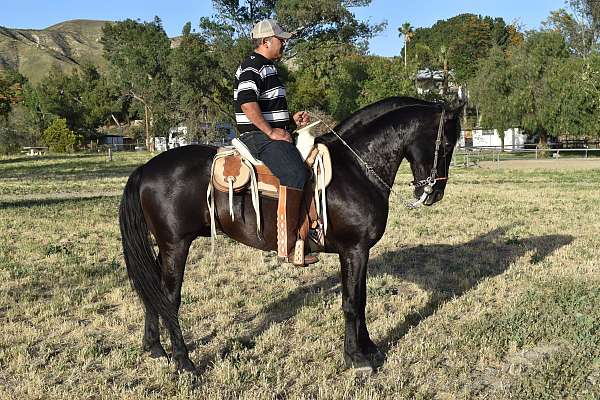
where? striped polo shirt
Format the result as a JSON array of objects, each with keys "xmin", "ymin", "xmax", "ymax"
[{"xmin": 234, "ymin": 52, "xmax": 290, "ymax": 134}]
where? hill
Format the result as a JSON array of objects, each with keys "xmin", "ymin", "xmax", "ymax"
[{"xmin": 0, "ymin": 19, "xmax": 110, "ymax": 83}]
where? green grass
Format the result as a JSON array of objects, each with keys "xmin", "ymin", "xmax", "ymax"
[
  {"xmin": 453, "ymin": 149, "xmax": 600, "ymax": 166},
  {"xmin": 0, "ymin": 151, "xmax": 598, "ymax": 399}
]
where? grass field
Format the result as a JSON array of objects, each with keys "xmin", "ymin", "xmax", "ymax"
[{"xmin": 0, "ymin": 152, "xmax": 599, "ymax": 399}]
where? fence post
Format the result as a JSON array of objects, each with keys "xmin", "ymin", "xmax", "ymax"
[{"xmin": 107, "ymin": 147, "xmax": 113, "ymax": 162}]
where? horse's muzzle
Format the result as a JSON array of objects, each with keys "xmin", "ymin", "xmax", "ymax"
[
  {"xmin": 412, "ymin": 187, "xmax": 445, "ymax": 207},
  {"xmin": 423, "ymin": 189, "xmax": 444, "ymax": 205}
]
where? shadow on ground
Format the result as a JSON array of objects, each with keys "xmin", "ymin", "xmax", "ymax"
[
  {"xmin": 0, "ymin": 194, "xmax": 121, "ymax": 210},
  {"xmin": 370, "ymin": 226, "xmax": 573, "ymax": 356},
  {"xmin": 187, "ymin": 226, "xmax": 573, "ymax": 374}
]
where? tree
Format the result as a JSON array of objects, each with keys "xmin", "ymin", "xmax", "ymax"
[
  {"xmin": 286, "ymin": 41, "xmax": 362, "ymax": 118},
  {"xmin": 510, "ymin": 31, "xmax": 570, "ymax": 143},
  {"xmin": 543, "ymin": 1, "xmax": 600, "ymax": 57},
  {"xmin": 101, "ymin": 17, "xmax": 172, "ymax": 151},
  {"xmin": 541, "ymin": 55, "xmax": 600, "ymax": 140},
  {"xmin": 398, "ymin": 22, "xmax": 414, "ymax": 68},
  {"xmin": 569, "ymin": 0, "xmax": 600, "ymax": 55},
  {"xmin": 36, "ymin": 68, "xmax": 88, "ymax": 135},
  {"xmin": 169, "ymin": 24, "xmax": 232, "ymax": 142},
  {"xmin": 18, "ymin": 64, "xmax": 123, "ymax": 146},
  {"xmin": 544, "ymin": 9, "xmax": 587, "ymax": 56},
  {"xmin": 469, "ymin": 46, "xmax": 515, "ymax": 150},
  {"xmin": 469, "ymin": 31, "xmax": 577, "ymax": 150},
  {"xmin": 0, "ymin": 69, "xmax": 25, "ymax": 119},
  {"xmin": 43, "ymin": 118, "xmax": 77, "ymax": 153},
  {"xmin": 197, "ymin": 17, "xmax": 253, "ymax": 123},
  {"xmin": 409, "ymin": 14, "xmax": 523, "ymax": 82},
  {"xmin": 358, "ymin": 56, "xmax": 417, "ymax": 107},
  {"xmin": 0, "ymin": 71, "xmax": 28, "ymax": 154}
]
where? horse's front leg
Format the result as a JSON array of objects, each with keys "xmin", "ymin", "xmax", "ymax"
[{"xmin": 339, "ymin": 245, "xmax": 378, "ymax": 373}]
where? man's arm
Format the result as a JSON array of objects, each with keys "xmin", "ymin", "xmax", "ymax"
[{"xmin": 241, "ymin": 102, "xmax": 291, "ymax": 142}]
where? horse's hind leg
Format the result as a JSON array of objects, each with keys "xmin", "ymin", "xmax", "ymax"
[
  {"xmin": 141, "ymin": 253, "xmax": 168, "ymax": 359},
  {"xmin": 158, "ymin": 239, "xmax": 195, "ymax": 372}
]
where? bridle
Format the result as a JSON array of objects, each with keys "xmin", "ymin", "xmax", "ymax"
[
  {"xmin": 410, "ymin": 108, "xmax": 448, "ymax": 196},
  {"xmin": 308, "ymin": 105, "xmax": 448, "ymax": 209}
]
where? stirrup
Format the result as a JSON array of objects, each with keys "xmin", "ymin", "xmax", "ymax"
[
  {"xmin": 309, "ymin": 222, "xmax": 325, "ymax": 247},
  {"xmin": 276, "ymin": 240, "xmax": 319, "ymax": 266},
  {"xmin": 293, "ymin": 240, "xmax": 305, "ymax": 266}
]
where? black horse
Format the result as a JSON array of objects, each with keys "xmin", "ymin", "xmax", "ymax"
[{"xmin": 119, "ymin": 97, "xmax": 465, "ymax": 374}]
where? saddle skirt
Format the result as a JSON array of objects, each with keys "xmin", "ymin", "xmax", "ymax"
[
  {"xmin": 211, "ymin": 143, "xmax": 332, "ymax": 197},
  {"xmin": 206, "ymin": 121, "xmax": 332, "ymax": 248}
]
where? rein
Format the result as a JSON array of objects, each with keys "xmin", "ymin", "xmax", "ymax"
[{"xmin": 308, "ymin": 106, "xmax": 447, "ymax": 209}]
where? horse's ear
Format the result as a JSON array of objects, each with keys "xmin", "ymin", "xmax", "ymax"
[{"xmin": 444, "ymin": 88, "xmax": 467, "ymax": 120}]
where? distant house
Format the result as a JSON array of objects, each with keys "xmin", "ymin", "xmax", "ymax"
[
  {"xmin": 459, "ymin": 128, "xmax": 526, "ymax": 150},
  {"xmin": 415, "ymin": 68, "xmax": 460, "ymax": 96},
  {"xmin": 154, "ymin": 122, "xmax": 236, "ymax": 151},
  {"xmin": 101, "ymin": 134, "xmax": 134, "ymax": 150}
]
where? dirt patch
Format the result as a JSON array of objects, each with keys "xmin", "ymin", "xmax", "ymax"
[{"xmin": 479, "ymin": 158, "xmax": 600, "ymax": 170}]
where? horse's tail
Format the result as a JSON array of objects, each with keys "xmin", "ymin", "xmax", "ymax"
[{"xmin": 119, "ymin": 166, "xmax": 176, "ymax": 326}]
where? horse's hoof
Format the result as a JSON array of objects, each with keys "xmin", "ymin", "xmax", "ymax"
[
  {"xmin": 363, "ymin": 343, "xmax": 386, "ymax": 365},
  {"xmin": 370, "ymin": 350, "xmax": 386, "ymax": 366},
  {"xmin": 144, "ymin": 343, "xmax": 168, "ymax": 359},
  {"xmin": 174, "ymin": 358, "xmax": 196, "ymax": 373},
  {"xmin": 344, "ymin": 351, "xmax": 374, "ymax": 375},
  {"xmin": 353, "ymin": 364, "xmax": 374, "ymax": 377}
]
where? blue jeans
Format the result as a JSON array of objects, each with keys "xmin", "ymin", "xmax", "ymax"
[{"xmin": 239, "ymin": 131, "xmax": 308, "ymax": 189}]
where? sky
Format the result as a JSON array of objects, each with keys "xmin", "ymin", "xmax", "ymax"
[{"xmin": 0, "ymin": 0, "xmax": 568, "ymax": 57}]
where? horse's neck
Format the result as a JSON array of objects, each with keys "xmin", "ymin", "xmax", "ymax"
[{"xmin": 340, "ymin": 122, "xmax": 407, "ymax": 189}]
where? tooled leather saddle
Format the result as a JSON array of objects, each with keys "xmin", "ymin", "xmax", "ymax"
[{"xmin": 207, "ymin": 121, "xmax": 332, "ymax": 247}]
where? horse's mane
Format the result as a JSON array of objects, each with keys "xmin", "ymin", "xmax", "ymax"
[{"xmin": 316, "ymin": 97, "xmax": 441, "ymax": 144}]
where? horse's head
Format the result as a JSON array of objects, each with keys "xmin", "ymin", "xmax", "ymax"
[{"xmin": 405, "ymin": 103, "xmax": 463, "ymax": 207}]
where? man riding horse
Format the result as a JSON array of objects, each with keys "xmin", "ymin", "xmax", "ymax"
[{"xmin": 234, "ymin": 19, "xmax": 318, "ymax": 266}]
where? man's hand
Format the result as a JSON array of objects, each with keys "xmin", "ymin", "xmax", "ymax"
[
  {"xmin": 293, "ymin": 111, "xmax": 310, "ymax": 127},
  {"xmin": 268, "ymin": 128, "xmax": 292, "ymax": 143}
]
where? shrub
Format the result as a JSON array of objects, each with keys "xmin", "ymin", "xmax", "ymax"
[{"xmin": 43, "ymin": 118, "xmax": 76, "ymax": 153}]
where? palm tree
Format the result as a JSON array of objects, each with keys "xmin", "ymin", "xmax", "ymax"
[
  {"xmin": 398, "ymin": 22, "xmax": 414, "ymax": 68},
  {"xmin": 439, "ymin": 45, "xmax": 449, "ymax": 95}
]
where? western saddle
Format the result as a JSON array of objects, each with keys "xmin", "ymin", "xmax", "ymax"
[{"xmin": 206, "ymin": 121, "xmax": 332, "ymax": 264}]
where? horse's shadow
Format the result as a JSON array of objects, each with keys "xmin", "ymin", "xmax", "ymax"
[
  {"xmin": 189, "ymin": 226, "xmax": 572, "ymax": 372},
  {"xmin": 368, "ymin": 226, "xmax": 573, "ymax": 356}
]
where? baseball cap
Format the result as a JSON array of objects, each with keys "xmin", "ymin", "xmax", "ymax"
[{"xmin": 251, "ymin": 19, "xmax": 292, "ymax": 40}]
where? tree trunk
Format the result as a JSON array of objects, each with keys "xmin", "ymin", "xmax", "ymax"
[
  {"xmin": 443, "ymin": 59, "xmax": 449, "ymax": 95},
  {"xmin": 144, "ymin": 105, "xmax": 156, "ymax": 152},
  {"xmin": 538, "ymin": 130, "xmax": 549, "ymax": 158}
]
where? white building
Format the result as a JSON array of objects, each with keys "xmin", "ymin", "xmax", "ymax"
[
  {"xmin": 415, "ymin": 68, "xmax": 460, "ymax": 96},
  {"xmin": 459, "ymin": 127, "xmax": 527, "ymax": 150},
  {"xmin": 155, "ymin": 122, "xmax": 236, "ymax": 151}
]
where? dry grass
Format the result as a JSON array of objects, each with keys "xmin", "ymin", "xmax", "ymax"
[{"xmin": 0, "ymin": 153, "xmax": 599, "ymax": 399}]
